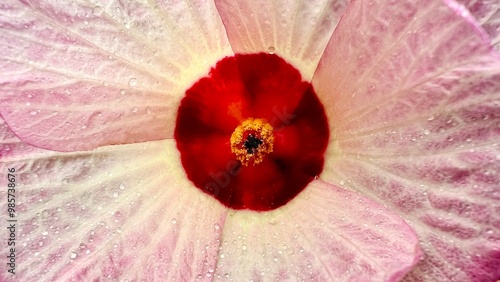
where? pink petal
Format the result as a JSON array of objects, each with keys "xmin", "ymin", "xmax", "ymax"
[
  {"xmin": 313, "ymin": 0, "xmax": 494, "ymax": 137},
  {"xmin": 325, "ymin": 150, "xmax": 500, "ymax": 281},
  {"xmin": 214, "ymin": 180, "xmax": 420, "ymax": 281},
  {"xmin": 314, "ymin": 0, "xmax": 500, "ymax": 280},
  {"xmin": 0, "ymin": 119, "xmax": 227, "ymax": 281},
  {"xmin": 214, "ymin": 0, "xmax": 348, "ymax": 80},
  {"xmin": 455, "ymin": 0, "xmax": 500, "ymax": 50},
  {"xmin": 0, "ymin": 0, "xmax": 232, "ymax": 151}
]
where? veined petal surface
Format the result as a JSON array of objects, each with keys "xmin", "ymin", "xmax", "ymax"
[
  {"xmin": 0, "ymin": 0, "xmax": 232, "ymax": 151},
  {"xmin": 214, "ymin": 0, "xmax": 349, "ymax": 80},
  {"xmin": 214, "ymin": 180, "xmax": 420, "ymax": 281},
  {"xmin": 314, "ymin": 0, "xmax": 500, "ymax": 280},
  {"xmin": 0, "ymin": 119, "xmax": 227, "ymax": 281}
]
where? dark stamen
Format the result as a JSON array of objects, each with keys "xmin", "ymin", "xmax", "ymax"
[{"xmin": 244, "ymin": 134, "xmax": 263, "ymax": 154}]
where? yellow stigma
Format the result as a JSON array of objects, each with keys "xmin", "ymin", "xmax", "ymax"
[{"xmin": 230, "ymin": 118, "xmax": 274, "ymax": 166}]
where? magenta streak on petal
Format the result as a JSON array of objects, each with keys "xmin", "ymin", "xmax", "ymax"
[{"xmin": 454, "ymin": 0, "xmax": 500, "ymax": 50}]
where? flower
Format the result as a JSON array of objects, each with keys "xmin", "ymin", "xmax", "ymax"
[{"xmin": 0, "ymin": 0, "xmax": 499, "ymax": 282}]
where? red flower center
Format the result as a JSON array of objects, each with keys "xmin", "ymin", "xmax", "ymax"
[{"xmin": 174, "ymin": 53, "xmax": 329, "ymax": 211}]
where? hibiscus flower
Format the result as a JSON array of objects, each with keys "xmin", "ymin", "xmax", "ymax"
[{"xmin": 1, "ymin": 0, "xmax": 499, "ymax": 281}]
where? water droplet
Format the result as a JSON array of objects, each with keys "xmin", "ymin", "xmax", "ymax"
[
  {"xmin": 128, "ymin": 78, "xmax": 137, "ymax": 87},
  {"xmin": 30, "ymin": 110, "xmax": 38, "ymax": 115},
  {"xmin": 123, "ymin": 21, "xmax": 131, "ymax": 29},
  {"xmin": 131, "ymin": 107, "xmax": 138, "ymax": 113},
  {"xmin": 112, "ymin": 192, "xmax": 118, "ymax": 198},
  {"xmin": 423, "ymin": 129, "xmax": 430, "ymax": 135},
  {"xmin": 41, "ymin": 231, "xmax": 48, "ymax": 236},
  {"xmin": 119, "ymin": 183, "xmax": 125, "ymax": 190},
  {"xmin": 92, "ymin": 6, "xmax": 103, "ymax": 16},
  {"xmin": 242, "ymin": 245, "xmax": 247, "ymax": 250},
  {"xmin": 267, "ymin": 46, "xmax": 275, "ymax": 54},
  {"xmin": 214, "ymin": 223, "xmax": 220, "ymax": 230},
  {"xmin": 70, "ymin": 252, "xmax": 78, "ymax": 259},
  {"xmin": 219, "ymin": 253, "xmax": 225, "ymax": 258},
  {"xmin": 119, "ymin": 89, "xmax": 126, "ymax": 95},
  {"xmin": 171, "ymin": 218, "xmax": 177, "ymax": 224}
]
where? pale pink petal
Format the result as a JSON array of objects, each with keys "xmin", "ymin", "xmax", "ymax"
[
  {"xmin": 324, "ymin": 147, "xmax": 500, "ymax": 281},
  {"xmin": 313, "ymin": 0, "xmax": 493, "ymax": 137},
  {"xmin": 214, "ymin": 0, "xmax": 349, "ymax": 80},
  {"xmin": 0, "ymin": 0, "xmax": 232, "ymax": 151},
  {"xmin": 455, "ymin": 0, "xmax": 500, "ymax": 50},
  {"xmin": 214, "ymin": 180, "xmax": 420, "ymax": 281},
  {"xmin": 0, "ymin": 119, "xmax": 227, "ymax": 281},
  {"xmin": 314, "ymin": 0, "xmax": 500, "ymax": 280}
]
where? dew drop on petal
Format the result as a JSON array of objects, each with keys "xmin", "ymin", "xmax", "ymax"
[
  {"xmin": 92, "ymin": 6, "xmax": 103, "ymax": 16},
  {"xmin": 119, "ymin": 89, "xmax": 126, "ymax": 95},
  {"xmin": 128, "ymin": 78, "xmax": 137, "ymax": 87},
  {"xmin": 30, "ymin": 110, "xmax": 37, "ymax": 115},
  {"xmin": 70, "ymin": 252, "xmax": 77, "ymax": 259},
  {"xmin": 267, "ymin": 46, "xmax": 275, "ymax": 54},
  {"xmin": 214, "ymin": 223, "xmax": 220, "ymax": 230},
  {"xmin": 131, "ymin": 107, "xmax": 138, "ymax": 113},
  {"xmin": 171, "ymin": 218, "xmax": 177, "ymax": 224},
  {"xmin": 119, "ymin": 183, "xmax": 125, "ymax": 190}
]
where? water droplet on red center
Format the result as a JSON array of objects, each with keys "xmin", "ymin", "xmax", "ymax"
[{"xmin": 174, "ymin": 53, "xmax": 329, "ymax": 211}]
